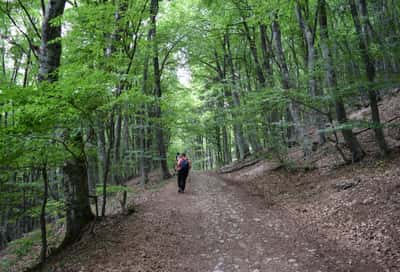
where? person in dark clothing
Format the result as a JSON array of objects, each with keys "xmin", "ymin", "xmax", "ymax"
[{"xmin": 176, "ymin": 153, "xmax": 191, "ymax": 193}]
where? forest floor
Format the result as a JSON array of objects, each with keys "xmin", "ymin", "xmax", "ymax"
[{"xmin": 33, "ymin": 163, "xmax": 398, "ymax": 272}]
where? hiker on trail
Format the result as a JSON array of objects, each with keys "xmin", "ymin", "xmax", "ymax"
[{"xmin": 176, "ymin": 153, "xmax": 191, "ymax": 193}]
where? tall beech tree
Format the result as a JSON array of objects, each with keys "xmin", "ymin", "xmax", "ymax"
[
  {"xmin": 38, "ymin": 0, "xmax": 94, "ymax": 247},
  {"xmin": 150, "ymin": 0, "xmax": 171, "ymax": 179}
]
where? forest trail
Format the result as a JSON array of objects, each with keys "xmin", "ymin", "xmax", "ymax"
[{"xmin": 44, "ymin": 173, "xmax": 381, "ymax": 272}]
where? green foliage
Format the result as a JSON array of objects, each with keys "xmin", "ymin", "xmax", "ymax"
[
  {"xmin": 96, "ymin": 185, "xmax": 134, "ymax": 196},
  {"xmin": 0, "ymin": 258, "xmax": 14, "ymax": 271},
  {"xmin": 10, "ymin": 235, "xmax": 36, "ymax": 258},
  {"xmin": 23, "ymin": 200, "xmax": 65, "ymax": 218}
]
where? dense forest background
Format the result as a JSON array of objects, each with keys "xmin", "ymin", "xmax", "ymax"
[{"xmin": 1, "ymin": 0, "xmax": 399, "ymax": 269}]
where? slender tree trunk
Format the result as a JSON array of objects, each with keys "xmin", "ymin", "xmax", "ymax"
[
  {"xmin": 234, "ymin": 50, "xmax": 263, "ymax": 153},
  {"xmin": 349, "ymin": 0, "xmax": 389, "ymax": 155},
  {"xmin": 86, "ymin": 147, "xmax": 98, "ymax": 196},
  {"xmin": 0, "ymin": 33, "xmax": 6, "ymax": 77},
  {"xmin": 272, "ymin": 16, "xmax": 311, "ymax": 156},
  {"xmin": 241, "ymin": 22, "xmax": 271, "ymax": 152},
  {"xmin": 295, "ymin": 2, "xmax": 326, "ymax": 145},
  {"xmin": 96, "ymin": 120, "xmax": 107, "ymax": 216},
  {"xmin": 140, "ymin": 24, "xmax": 152, "ymax": 185},
  {"xmin": 259, "ymin": 23, "xmax": 273, "ymax": 84},
  {"xmin": 122, "ymin": 115, "xmax": 130, "ymax": 178},
  {"xmin": 40, "ymin": 166, "xmax": 48, "ymax": 263},
  {"xmin": 319, "ymin": 0, "xmax": 364, "ymax": 162},
  {"xmin": 113, "ymin": 113, "xmax": 122, "ymax": 184},
  {"xmin": 150, "ymin": 0, "xmax": 171, "ymax": 179},
  {"xmin": 10, "ymin": 57, "xmax": 21, "ymax": 84},
  {"xmin": 23, "ymin": 49, "xmax": 31, "ymax": 87},
  {"xmin": 217, "ymin": 94, "xmax": 232, "ymax": 164},
  {"xmin": 222, "ymin": 33, "xmax": 250, "ymax": 158},
  {"xmin": 101, "ymin": 118, "xmax": 114, "ymax": 217},
  {"xmin": 227, "ymin": 32, "xmax": 262, "ymax": 153},
  {"xmin": 223, "ymin": 87, "xmax": 248, "ymax": 160},
  {"xmin": 242, "ymin": 21, "xmax": 266, "ymax": 86},
  {"xmin": 138, "ymin": 115, "xmax": 149, "ymax": 185}
]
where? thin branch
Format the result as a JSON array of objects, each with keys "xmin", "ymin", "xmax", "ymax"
[
  {"xmin": 160, "ymin": 35, "xmax": 186, "ymax": 75},
  {"xmin": 311, "ymin": 1, "xmax": 320, "ymax": 46},
  {"xmin": 66, "ymin": 0, "xmax": 78, "ymax": 7},
  {"xmin": 199, "ymin": 58, "xmax": 219, "ymax": 73},
  {"xmin": 41, "ymin": 0, "xmax": 46, "ymax": 16},
  {"xmin": 10, "ymin": 133, "xmax": 79, "ymax": 159},
  {"xmin": 214, "ymin": 49, "xmax": 224, "ymax": 76},
  {"xmin": 0, "ymin": 5, "xmax": 39, "ymax": 59},
  {"xmin": 124, "ymin": 0, "xmax": 149, "ymax": 75},
  {"xmin": 354, "ymin": 116, "xmax": 400, "ymax": 135},
  {"xmin": 17, "ymin": 0, "xmax": 42, "ymax": 39},
  {"xmin": 282, "ymin": 90, "xmax": 330, "ymax": 116},
  {"xmin": 0, "ymin": 34, "xmax": 28, "ymax": 54}
]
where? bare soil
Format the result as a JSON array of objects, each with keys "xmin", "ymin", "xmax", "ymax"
[
  {"xmin": 221, "ymin": 154, "xmax": 400, "ymax": 272},
  {"xmin": 37, "ymin": 170, "xmax": 388, "ymax": 272}
]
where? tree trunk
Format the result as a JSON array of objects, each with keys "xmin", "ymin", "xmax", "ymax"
[
  {"xmin": 295, "ymin": 2, "xmax": 326, "ymax": 145},
  {"xmin": 222, "ymin": 123, "xmax": 231, "ymax": 164},
  {"xmin": 138, "ymin": 115, "xmax": 149, "ymax": 185},
  {"xmin": 122, "ymin": 115, "xmax": 131, "ymax": 178},
  {"xmin": 242, "ymin": 21, "xmax": 266, "ymax": 86},
  {"xmin": 140, "ymin": 23, "xmax": 152, "ymax": 185},
  {"xmin": 113, "ymin": 113, "xmax": 122, "ymax": 185},
  {"xmin": 150, "ymin": 0, "xmax": 171, "ymax": 179},
  {"xmin": 272, "ymin": 16, "xmax": 311, "ymax": 156},
  {"xmin": 349, "ymin": 0, "xmax": 389, "ymax": 155},
  {"xmin": 38, "ymin": 0, "xmax": 66, "ymax": 82},
  {"xmin": 40, "ymin": 166, "xmax": 48, "ymax": 263},
  {"xmin": 62, "ymin": 155, "xmax": 94, "ymax": 246},
  {"xmin": 222, "ymin": 33, "xmax": 250, "ymax": 159},
  {"xmin": 102, "ymin": 118, "xmax": 114, "ymax": 217},
  {"xmin": 319, "ymin": 0, "xmax": 364, "ymax": 162},
  {"xmin": 39, "ymin": 0, "xmax": 94, "ymax": 246},
  {"xmin": 23, "ymin": 49, "xmax": 31, "ymax": 87},
  {"xmin": 96, "ymin": 120, "xmax": 108, "ymax": 217},
  {"xmin": 259, "ymin": 23, "xmax": 273, "ymax": 84}
]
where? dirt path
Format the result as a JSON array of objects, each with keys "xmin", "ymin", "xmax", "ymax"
[{"xmin": 46, "ymin": 172, "xmax": 381, "ymax": 272}]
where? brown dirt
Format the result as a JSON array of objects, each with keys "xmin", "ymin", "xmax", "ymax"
[
  {"xmin": 38, "ymin": 171, "xmax": 385, "ymax": 272},
  {"xmin": 221, "ymin": 154, "xmax": 400, "ymax": 272}
]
